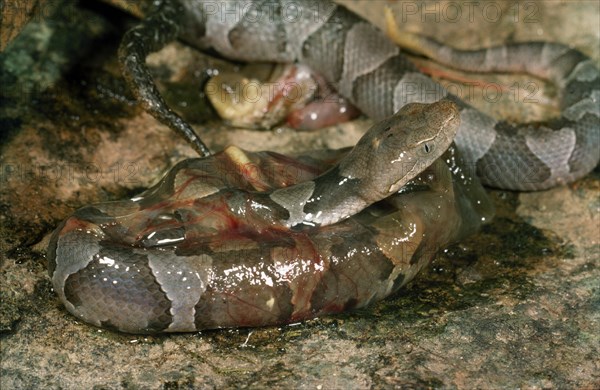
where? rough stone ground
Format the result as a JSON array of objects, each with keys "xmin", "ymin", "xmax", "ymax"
[{"xmin": 1, "ymin": 1, "xmax": 598, "ymax": 388}]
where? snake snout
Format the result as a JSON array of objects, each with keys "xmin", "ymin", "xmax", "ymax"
[
  {"xmin": 418, "ymin": 100, "xmax": 460, "ymax": 145},
  {"xmin": 427, "ymin": 100, "xmax": 459, "ymax": 127}
]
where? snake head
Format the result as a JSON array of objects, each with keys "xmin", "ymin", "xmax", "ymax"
[{"xmin": 339, "ymin": 100, "xmax": 460, "ymax": 202}]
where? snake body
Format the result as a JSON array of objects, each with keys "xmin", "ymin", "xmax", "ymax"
[
  {"xmin": 48, "ymin": 0, "xmax": 598, "ymax": 333},
  {"xmin": 48, "ymin": 101, "xmax": 491, "ymax": 333},
  {"xmin": 174, "ymin": 0, "xmax": 598, "ymax": 190}
]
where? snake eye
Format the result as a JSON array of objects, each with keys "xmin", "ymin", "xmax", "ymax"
[{"xmin": 423, "ymin": 143, "xmax": 433, "ymax": 153}]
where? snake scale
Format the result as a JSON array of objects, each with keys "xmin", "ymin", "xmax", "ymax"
[{"xmin": 48, "ymin": 0, "xmax": 598, "ymax": 333}]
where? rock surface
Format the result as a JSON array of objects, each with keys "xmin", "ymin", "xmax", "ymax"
[{"xmin": 1, "ymin": 1, "xmax": 598, "ymax": 388}]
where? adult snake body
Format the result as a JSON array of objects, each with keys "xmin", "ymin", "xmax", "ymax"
[
  {"xmin": 48, "ymin": 0, "xmax": 598, "ymax": 333},
  {"xmin": 118, "ymin": 0, "xmax": 599, "ymax": 190}
]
